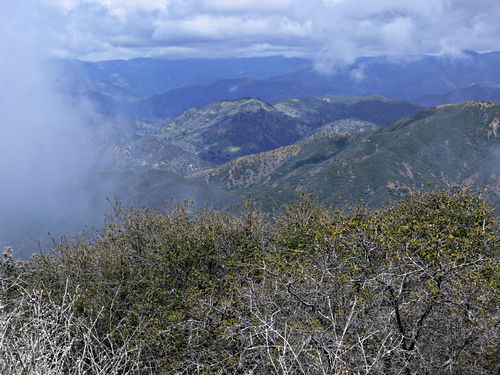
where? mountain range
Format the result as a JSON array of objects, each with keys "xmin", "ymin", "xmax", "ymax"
[
  {"xmin": 56, "ymin": 56, "xmax": 311, "ymax": 100},
  {"xmin": 117, "ymin": 95, "xmax": 422, "ymax": 173},
  {"xmin": 197, "ymin": 101, "xmax": 500, "ymax": 209},
  {"xmin": 95, "ymin": 99, "xmax": 499, "ymax": 214},
  {"xmin": 60, "ymin": 51, "xmax": 500, "ymax": 111},
  {"xmin": 57, "ymin": 51, "xmax": 500, "ymax": 123},
  {"xmin": 6, "ymin": 53, "xmax": 500, "ymax": 258}
]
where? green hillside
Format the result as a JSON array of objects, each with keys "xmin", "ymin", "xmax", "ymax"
[
  {"xmin": 124, "ymin": 95, "xmax": 420, "ymax": 174},
  {"xmin": 200, "ymin": 102, "xmax": 500, "ymax": 209},
  {"xmin": 158, "ymin": 98, "xmax": 301, "ymax": 165},
  {"xmin": 198, "ymin": 133, "xmax": 361, "ymax": 189}
]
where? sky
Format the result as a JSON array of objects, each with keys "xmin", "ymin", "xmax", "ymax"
[{"xmin": 5, "ymin": 0, "xmax": 498, "ymax": 66}]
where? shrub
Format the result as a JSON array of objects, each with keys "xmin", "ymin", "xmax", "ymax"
[{"xmin": 2, "ymin": 188, "xmax": 498, "ymax": 374}]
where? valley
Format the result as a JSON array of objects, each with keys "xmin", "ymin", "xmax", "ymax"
[
  {"xmin": 2, "ymin": 54, "xmax": 500, "ymax": 262},
  {"xmin": 1, "ymin": 3, "xmax": 499, "ymax": 374},
  {"xmin": 3, "ymin": 54, "xmax": 500, "ymax": 258}
]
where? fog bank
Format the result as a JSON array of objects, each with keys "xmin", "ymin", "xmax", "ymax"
[{"xmin": 0, "ymin": 2, "xmax": 102, "ymax": 257}]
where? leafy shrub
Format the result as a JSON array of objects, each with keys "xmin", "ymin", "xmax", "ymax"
[{"xmin": 2, "ymin": 188, "xmax": 498, "ymax": 374}]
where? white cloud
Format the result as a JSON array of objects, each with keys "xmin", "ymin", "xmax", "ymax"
[
  {"xmin": 204, "ymin": 0, "xmax": 296, "ymax": 12},
  {"xmin": 28, "ymin": 0, "xmax": 500, "ymax": 65},
  {"xmin": 0, "ymin": 0, "xmax": 100, "ymax": 245},
  {"xmin": 152, "ymin": 15, "xmax": 310, "ymax": 43},
  {"xmin": 59, "ymin": 0, "xmax": 169, "ymax": 12},
  {"xmin": 380, "ymin": 17, "xmax": 417, "ymax": 54}
]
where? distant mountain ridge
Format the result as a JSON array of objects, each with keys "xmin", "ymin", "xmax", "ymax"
[
  {"xmin": 60, "ymin": 51, "xmax": 500, "ymax": 121},
  {"xmin": 269, "ymin": 51, "xmax": 500, "ymax": 100},
  {"xmin": 416, "ymin": 84, "xmax": 500, "ymax": 107},
  {"xmin": 56, "ymin": 56, "xmax": 312, "ymax": 100}
]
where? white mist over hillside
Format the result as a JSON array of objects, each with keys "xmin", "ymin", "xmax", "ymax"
[{"xmin": 0, "ymin": 2, "xmax": 100, "ymax": 256}]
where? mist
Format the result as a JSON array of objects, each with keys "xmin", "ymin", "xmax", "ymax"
[{"xmin": 0, "ymin": 2, "xmax": 103, "ymax": 257}]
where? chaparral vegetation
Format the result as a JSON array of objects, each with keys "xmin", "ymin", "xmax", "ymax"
[{"xmin": 1, "ymin": 188, "xmax": 498, "ymax": 374}]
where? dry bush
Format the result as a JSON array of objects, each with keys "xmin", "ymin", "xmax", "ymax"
[{"xmin": 0, "ymin": 250, "xmax": 150, "ymax": 375}]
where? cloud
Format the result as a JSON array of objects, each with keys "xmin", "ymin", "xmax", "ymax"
[
  {"xmin": 0, "ymin": 0, "xmax": 103, "ymax": 254},
  {"xmin": 17, "ymin": 0, "xmax": 500, "ymax": 67},
  {"xmin": 151, "ymin": 15, "xmax": 310, "ymax": 44},
  {"xmin": 204, "ymin": 0, "xmax": 296, "ymax": 12},
  {"xmin": 61, "ymin": 0, "xmax": 169, "ymax": 13}
]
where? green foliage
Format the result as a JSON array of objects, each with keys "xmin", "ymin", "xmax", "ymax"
[{"xmin": 4, "ymin": 188, "xmax": 499, "ymax": 374}]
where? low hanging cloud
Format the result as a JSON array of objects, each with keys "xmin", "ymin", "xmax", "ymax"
[{"xmin": 0, "ymin": 1, "xmax": 101, "ymax": 254}]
